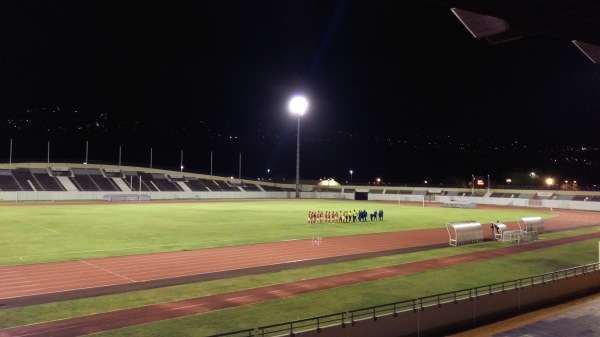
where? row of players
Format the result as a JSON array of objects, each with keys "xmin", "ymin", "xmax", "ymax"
[{"xmin": 307, "ymin": 209, "xmax": 384, "ymax": 224}]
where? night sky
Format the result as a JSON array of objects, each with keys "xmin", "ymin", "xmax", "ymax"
[{"xmin": 1, "ymin": 1, "xmax": 600, "ymax": 185}]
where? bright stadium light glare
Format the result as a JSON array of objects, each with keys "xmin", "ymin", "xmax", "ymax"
[
  {"xmin": 288, "ymin": 96, "xmax": 308, "ymax": 116},
  {"xmin": 546, "ymin": 178, "xmax": 554, "ymax": 186}
]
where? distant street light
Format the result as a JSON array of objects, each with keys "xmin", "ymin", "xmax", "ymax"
[
  {"xmin": 267, "ymin": 169, "xmax": 270, "ymax": 181},
  {"xmin": 350, "ymin": 170, "xmax": 353, "ymax": 184},
  {"xmin": 289, "ymin": 95, "xmax": 308, "ymax": 199},
  {"xmin": 471, "ymin": 174, "xmax": 475, "ymax": 195}
]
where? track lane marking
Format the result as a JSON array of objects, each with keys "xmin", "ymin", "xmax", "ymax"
[{"xmin": 79, "ymin": 260, "xmax": 137, "ymax": 282}]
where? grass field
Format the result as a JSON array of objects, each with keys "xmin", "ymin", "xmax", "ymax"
[
  {"xmin": 5, "ymin": 200, "xmax": 593, "ymax": 336},
  {"xmin": 0, "ymin": 200, "xmax": 553, "ymax": 265}
]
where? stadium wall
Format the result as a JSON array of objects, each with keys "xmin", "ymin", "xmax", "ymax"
[
  {"xmin": 2, "ymin": 191, "xmax": 600, "ymax": 212},
  {"xmin": 285, "ymin": 265, "xmax": 600, "ymax": 337},
  {"xmin": 434, "ymin": 195, "xmax": 600, "ymax": 212},
  {"xmin": 0, "ymin": 191, "xmax": 292, "ymax": 202},
  {"xmin": 0, "ymin": 191, "xmax": 355, "ymax": 202},
  {"xmin": 362, "ymin": 193, "xmax": 600, "ymax": 211}
]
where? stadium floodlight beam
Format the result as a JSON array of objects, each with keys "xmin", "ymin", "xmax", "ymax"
[
  {"xmin": 289, "ymin": 95, "xmax": 308, "ymax": 199},
  {"xmin": 350, "ymin": 170, "xmax": 353, "ymax": 185}
]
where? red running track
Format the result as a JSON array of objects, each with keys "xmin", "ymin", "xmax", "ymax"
[
  {"xmin": 1, "ymin": 209, "xmax": 599, "ymax": 302},
  {"xmin": 2, "ymin": 231, "xmax": 600, "ymax": 337}
]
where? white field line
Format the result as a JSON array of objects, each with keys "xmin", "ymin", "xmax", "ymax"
[
  {"xmin": 79, "ymin": 260, "xmax": 136, "ymax": 282},
  {"xmin": 0, "ymin": 214, "xmax": 61, "ymax": 234}
]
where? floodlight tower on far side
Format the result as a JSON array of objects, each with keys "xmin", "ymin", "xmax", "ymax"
[{"xmin": 289, "ymin": 95, "xmax": 308, "ymax": 199}]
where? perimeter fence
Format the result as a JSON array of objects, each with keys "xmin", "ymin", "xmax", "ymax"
[{"xmin": 208, "ymin": 262, "xmax": 600, "ymax": 337}]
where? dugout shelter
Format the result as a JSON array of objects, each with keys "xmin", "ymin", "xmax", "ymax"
[{"xmin": 446, "ymin": 221, "xmax": 483, "ymax": 246}]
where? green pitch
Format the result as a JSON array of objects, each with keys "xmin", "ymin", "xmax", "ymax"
[{"xmin": 0, "ymin": 200, "xmax": 552, "ymax": 266}]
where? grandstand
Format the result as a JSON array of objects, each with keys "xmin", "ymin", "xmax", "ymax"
[{"xmin": 0, "ymin": 163, "xmax": 599, "ymax": 212}]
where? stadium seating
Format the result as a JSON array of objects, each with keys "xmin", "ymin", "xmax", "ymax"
[
  {"xmin": 70, "ymin": 175, "xmax": 100, "ymax": 191},
  {"xmin": 214, "ymin": 180, "xmax": 240, "ymax": 191},
  {"xmin": 126, "ymin": 172, "xmax": 158, "ymax": 192},
  {"xmin": 30, "ymin": 168, "xmax": 65, "ymax": 191},
  {"xmin": 260, "ymin": 185, "xmax": 285, "ymax": 192},
  {"xmin": 11, "ymin": 169, "xmax": 40, "ymax": 191},
  {"xmin": 0, "ymin": 170, "xmax": 22, "ymax": 191},
  {"xmin": 149, "ymin": 174, "xmax": 182, "ymax": 192},
  {"xmin": 198, "ymin": 178, "xmax": 241, "ymax": 191},
  {"xmin": 554, "ymin": 194, "xmax": 574, "ymax": 200},
  {"xmin": 241, "ymin": 184, "xmax": 261, "ymax": 192},
  {"xmin": 184, "ymin": 179, "xmax": 211, "ymax": 191},
  {"xmin": 90, "ymin": 175, "xmax": 119, "ymax": 191}
]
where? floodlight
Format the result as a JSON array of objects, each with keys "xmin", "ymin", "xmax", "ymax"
[{"xmin": 289, "ymin": 96, "xmax": 308, "ymax": 115}]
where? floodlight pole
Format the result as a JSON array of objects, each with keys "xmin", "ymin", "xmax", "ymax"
[
  {"xmin": 295, "ymin": 114, "xmax": 301, "ymax": 198},
  {"xmin": 471, "ymin": 174, "xmax": 475, "ymax": 196},
  {"xmin": 289, "ymin": 95, "xmax": 308, "ymax": 199},
  {"xmin": 85, "ymin": 141, "xmax": 88, "ymax": 170},
  {"xmin": 9, "ymin": 139, "xmax": 12, "ymax": 168}
]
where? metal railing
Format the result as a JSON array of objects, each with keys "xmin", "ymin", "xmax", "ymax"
[
  {"xmin": 207, "ymin": 328, "xmax": 254, "ymax": 337},
  {"xmin": 257, "ymin": 312, "xmax": 346, "ymax": 337},
  {"xmin": 208, "ymin": 262, "xmax": 600, "ymax": 337}
]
